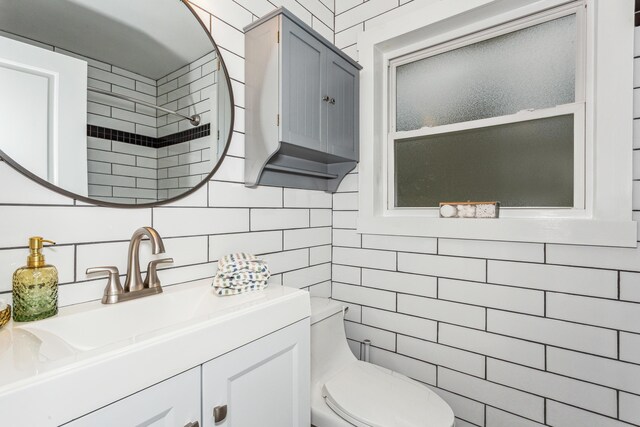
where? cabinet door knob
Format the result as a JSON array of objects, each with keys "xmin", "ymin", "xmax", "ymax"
[
  {"xmin": 322, "ymin": 95, "xmax": 330, "ymax": 102},
  {"xmin": 329, "ymin": 98, "xmax": 336, "ymax": 104},
  {"xmin": 184, "ymin": 422, "xmax": 199, "ymax": 427},
  {"xmin": 214, "ymin": 405, "xmax": 228, "ymax": 423}
]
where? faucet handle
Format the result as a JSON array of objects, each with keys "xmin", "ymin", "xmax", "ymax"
[
  {"xmin": 86, "ymin": 266, "xmax": 124, "ymax": 303},
  {"xmin": 144, "ymin": 258, "xmax": 173, "ymax": 289}
]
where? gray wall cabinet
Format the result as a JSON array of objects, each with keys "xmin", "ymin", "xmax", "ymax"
[{"xmin": 244, "ymin": 8, "xmax": 361, "ymax": 192}]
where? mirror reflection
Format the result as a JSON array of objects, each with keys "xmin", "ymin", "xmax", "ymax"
[{"xmin": 0, "ymin": 0, "xmax": 232, "ymax": 205}]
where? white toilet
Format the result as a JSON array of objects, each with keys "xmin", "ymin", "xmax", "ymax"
[{"xmin": 310, "ymin": 297, "xmax": 455, "ymax": 427}]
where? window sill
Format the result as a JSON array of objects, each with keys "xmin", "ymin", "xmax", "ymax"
[{"xmin": 357, "ymin": 215, "xmax": 637, "ymax": 247}]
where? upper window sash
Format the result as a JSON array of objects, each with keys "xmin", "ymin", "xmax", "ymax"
[{"xmin": 387, "ymin": 3, "xmax": 586, "ymax": 134}]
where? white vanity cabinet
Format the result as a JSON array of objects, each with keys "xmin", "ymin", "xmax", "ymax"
[
  {"xmin": 202, "ymin": 318, "xmax": 310, "ymax": 427},
  {"xmin": 64, "ymin": 367, "xmax": 201, "ymax": 427},
  {"xmin": 0, "ymin": 282, "xmax": 310, "ymax": 427},
  {"xmin": 63, "ymin": 320, "xmax": 309, "ymax": 427}
]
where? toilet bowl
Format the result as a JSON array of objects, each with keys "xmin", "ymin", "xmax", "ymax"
[{"xmin": 310, "ymin": 297, "xmax": 455, "ymax": 427}]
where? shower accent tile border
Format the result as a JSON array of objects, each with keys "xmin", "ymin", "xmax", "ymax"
[{"xmin": 87, "ymin": 123, "xmax": 211, "ymax": 148}]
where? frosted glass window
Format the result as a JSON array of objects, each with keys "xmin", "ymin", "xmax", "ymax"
[
  {"xmin": 395, "ymin": 14, "xmax": 577, "ymax": 131},
  {"xmin": 394, "ymin": 115, "xmax": 574, "ymax": 207}
]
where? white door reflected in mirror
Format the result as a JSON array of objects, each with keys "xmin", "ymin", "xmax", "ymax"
[{"xmin": 0, "ymin": 36, "xmax": 88, "ymax": 196}]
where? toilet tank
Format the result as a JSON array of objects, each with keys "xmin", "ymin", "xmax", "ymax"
[{"xmin": 310, "ymin": 298, "xmax": 357, "ymax": 385}]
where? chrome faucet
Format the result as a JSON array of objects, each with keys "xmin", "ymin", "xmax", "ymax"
[{"xmin": 86, "ymin": 227, "xmax": 173, "ymax": 304}]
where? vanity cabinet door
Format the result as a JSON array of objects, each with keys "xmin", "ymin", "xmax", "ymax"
[
  {"xmin": 326, "ymin": 50, "xmax": 359, "ymax": 161},
  {"xmin": 201, "ymin": 319, "xmax": 310, "ymax": 427},
  {"xmin": 63, "ymin": 367, "xmax": 201, "ymax": 427},
  {"xmin": 280, "ymin": 17, "xmax": 328, "ymax": 152}
]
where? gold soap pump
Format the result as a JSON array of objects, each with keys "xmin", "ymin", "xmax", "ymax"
[{"xmin": 12, "ymin": 237, "xmax": 59, "ymax": 322}]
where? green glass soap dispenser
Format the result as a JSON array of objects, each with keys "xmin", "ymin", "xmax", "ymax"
[{"xmin": 12, "ymin": 237, "xmax": 59, "ymax": 322}]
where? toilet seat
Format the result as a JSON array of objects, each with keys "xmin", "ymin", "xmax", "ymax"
[{"xmin": 321, "ymin": 361, "xmax": 455, "ymax": 427}]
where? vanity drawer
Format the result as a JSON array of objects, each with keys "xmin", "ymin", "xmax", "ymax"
[{"xmin": 63, "ymin": 367, "xmax": 201, "ymax": 427}]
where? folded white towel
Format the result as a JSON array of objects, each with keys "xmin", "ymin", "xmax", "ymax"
[{"xmin": 213, "ymin": 252, "xmax": 271, "ymax": 296}]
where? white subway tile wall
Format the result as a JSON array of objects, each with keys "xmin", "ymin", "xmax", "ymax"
[
  {"xmin": 52, "ymin": 48, "xmax": 160, "ymax": 202},
  {"xmin": 88, "ymin": 137, "xmax": 159, "ymax": 204},
  {"xmin": 332, "ymin": 2, "xmax": 640, "ymax": 426},
  {"xmin": 91, "ymin": 47, "xmax": 219, "ymax": 203},
  {"xmin": 156, "ymin": 136, "xmax": 215, "ymax": 202},
  {"xmin": 0, "ymin": 0, "xmax": 335, "ymax": 308}
]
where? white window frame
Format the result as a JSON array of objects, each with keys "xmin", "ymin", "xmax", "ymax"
[
  {"xmin": 357, "ymin": 0, "xmax": 636, "ymax": 247},
  {"xmin": 388, "ymin": 5, "xmax": 585, "ymax": 214}
]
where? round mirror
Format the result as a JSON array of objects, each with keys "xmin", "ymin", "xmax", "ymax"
[{"xmin": 0, "ymin": 0, "xmax": 233, "ymax": 206}]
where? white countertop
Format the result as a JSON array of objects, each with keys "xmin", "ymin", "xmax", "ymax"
[{"xmin": 0, "ymin": 279, "xmax": 310, "ymax": 426}]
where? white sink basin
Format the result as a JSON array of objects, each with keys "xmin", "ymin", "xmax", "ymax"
[{"xmin": 14, "ymin": 281, "xmax": 266, "ymax": 353}]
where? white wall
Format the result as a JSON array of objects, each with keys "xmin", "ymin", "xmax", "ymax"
[
  {"xmin": 332, "ymin": 1, "xmax": 640, "ymax": 427},
  {"xmin": 0, "ymin": 0, "xmax": 335, "ymax": 308}
]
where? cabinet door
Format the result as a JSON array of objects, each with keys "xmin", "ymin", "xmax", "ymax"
[
  {"xmin": 326, "ymin": 51, "xmax": 359, "ymax": 160},
  {"xmin": 280, "ymin": 18, "xmax": 328, "ymax": 152},
  {"xmin": 202, "ymin": 320, "xmax": 310, "ymax": 427},
  {"xmin": 64, "ymin": 367, "xmax": 201, "ymax": 427}
]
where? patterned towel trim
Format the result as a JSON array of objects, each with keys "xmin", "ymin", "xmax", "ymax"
[
  {"xmin": 218, "ymin": 252, "xmax": 256, "ymax": 263},
  {"xmin": 213, "ymin": 272, "xmax": 270, "ymax": 288},
  {"xmin": 216, "ymin": 252, "xmax": 270, "ymax": 276},
  {"xmin": 217, "ymin": 260, "xmax": 270, "ymax": 276},
  {"xmin": 217, "ymin": 252, "xmax": 256, "ymax": 268},
  {"xmin": 213, "ymin": 281, "xmax": 268, "ymax": 296}
]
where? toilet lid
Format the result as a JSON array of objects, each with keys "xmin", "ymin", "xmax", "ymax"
[{"xmin": 322, "ymin": 362, "xmax": 454, "ymax": 427}]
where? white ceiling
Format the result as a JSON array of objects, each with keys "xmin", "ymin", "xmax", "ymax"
[{"xmin": 0, "ymin": 0, "xmax": 214, "ymax": 79}]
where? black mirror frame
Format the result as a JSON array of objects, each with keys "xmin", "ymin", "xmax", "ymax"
[{"xmin": 0, "ymin": 0, "xmax": 235, "ymax": 209}]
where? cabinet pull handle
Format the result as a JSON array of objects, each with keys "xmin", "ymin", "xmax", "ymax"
[
  {"xmin": 322, "ymin": 95, "xmax": 330, "ymax": 102},
  {"xmin": 214, "ymin": 405, "xmax": 228, "ymax": 423},
  {"xmin": 184, "ymin": 422, "xmax": 199, "ymax": 427},
  {"xmin": 329, "ymin": 98, "xmax": 336, "ymax": 105}
]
